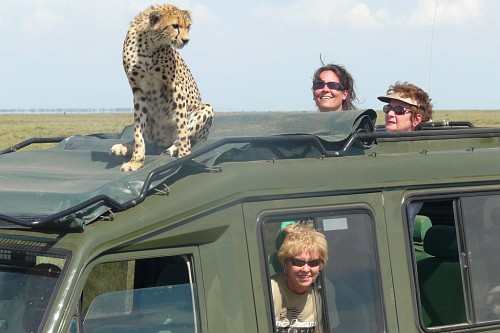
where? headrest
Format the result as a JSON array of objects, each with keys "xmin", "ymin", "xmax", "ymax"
[
  {"xmin": 413, "ymin": 215, "xmax": 432, "ymax": 242},
  {"xmin": 423, "ymin": 225, "xmax": 459, "ymax": 259}
]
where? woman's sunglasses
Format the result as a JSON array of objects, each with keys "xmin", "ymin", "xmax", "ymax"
[
  {"xmin": 312, "ymin": 81, "xmax": 344, "ymax": 91},
  {"xmin": 287, "ymin": 257, "xmax": 322, "ymax": 267},
  {"xmin": 383, "ymin": 104, "xmax": 411, "ymax": 115}
]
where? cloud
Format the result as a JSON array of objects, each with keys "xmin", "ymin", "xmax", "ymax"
[
  {"xmin": 190, "ymin": 4, "xmax": 218, "ymax": 25},
  {"xmin": 21, "ymin": 6, "xmax": 68, "ymax": 35},
  {"xmin": 345, "ymin": 3, "xmax": 387, "ymax": 29},
  {"xmin": 249, "ymin": 0, "xmax": 394, "ymax": 31},
  {"xmin": 120, "ymin": 1, "xmax": 218, "ymax": 29},
  {"xmin": 248, "ymin": 0, "xmax": 482, "ymax": 31},
  {"xmin": 250, "ymin": 0, "xmax": 342, "ymax": 27},
  {"xmin": 410, "ymin": 0, "xmax": 482, "ymax": 26}
]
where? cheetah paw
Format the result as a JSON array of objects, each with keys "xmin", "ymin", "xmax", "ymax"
[
  {"xmin": 120, "ymin": 161, "xmax": 144, "ymax": 172},
  {"xmin": 110, "ymin": 143, "xmax": 131, "ymax": 157},
  {"xmin": 163, "ymin": 145, "xmax": 178, "ymax": 157}
]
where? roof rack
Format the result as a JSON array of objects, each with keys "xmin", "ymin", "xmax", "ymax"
[
  {"xmin": 0, "ymin": 134, "xmax": 334, "ymax": 230},
  {"xmin": 0, "ymin": 137, "xmax": 67, "ymax": 155},
  {"xmin": 422, "ymin": 120, "xmax": 475, "ymax": 128},
  {"xmin": 375, "ymin": 120, "xmax": 475, "ymax": 132}
]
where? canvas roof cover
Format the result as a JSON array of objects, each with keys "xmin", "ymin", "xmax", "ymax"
[{"xmin": 0, "ymin": 109, "xmax": 376, "ymax": 231}]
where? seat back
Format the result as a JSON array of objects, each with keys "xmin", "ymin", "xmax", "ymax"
[
  {"xmin": 417, "ymin": 225, "xmax": 467, "ymax": 327},
  {"xmin": 268, "ymin": 252, "xmax": 282, "ymax": 276},
  {"xmin": 413, "ymin": 215, "xmax": 432, "ymax": 261},
  {"xmin": 155, "ymin": 262, "xmax": 189, "ymax": 287}
]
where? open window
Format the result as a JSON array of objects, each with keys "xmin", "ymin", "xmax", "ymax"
[
  {"xmin": 80, "ymin": 255, "xmax": 199, "ymax": 333},
  {"xmin": 262, "ymin": 209, "xmax": 385, "ymax": 333},
  {"xmin": 411, "ymin": 194, "xmax": 500, "ymax": 329}
]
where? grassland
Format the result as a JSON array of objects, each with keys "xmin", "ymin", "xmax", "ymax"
[
  {"xmin": 427, "ymin": 110, "xmax": 500, "ymax": 127},
  {"xmin": 0, "ymin": 110, "xmax": 498, "ymax": 150},
  {"xmin": 0, "ymin": 113, "xmax": 132, "ymax": 151}
]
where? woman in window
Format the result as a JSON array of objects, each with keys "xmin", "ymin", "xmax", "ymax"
[{"xmin": 271, "ymin": 224, "xmax": 329, "ymax": 332}]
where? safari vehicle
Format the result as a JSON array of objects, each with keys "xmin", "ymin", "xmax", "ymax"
[{"xmin": 1, "ymin": 109, "xmax": 500, "ymax": 333}]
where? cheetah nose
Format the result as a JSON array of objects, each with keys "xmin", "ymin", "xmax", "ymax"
[{"xmin": 182, "ymin": 38, "xmax": 190, "ymax": 45}]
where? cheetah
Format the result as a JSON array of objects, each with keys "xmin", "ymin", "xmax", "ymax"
[{"xmin": 111, "ymin": 4, "xmax": 214, "ymax": 172}]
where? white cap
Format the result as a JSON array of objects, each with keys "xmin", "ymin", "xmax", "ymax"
[{"xmin": 377, "ymin": 92, "xmax": 419, "ymax": 107}]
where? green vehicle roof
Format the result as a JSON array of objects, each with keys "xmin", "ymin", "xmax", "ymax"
[{"xmin": 0, "ymin": 110, "xmax": 377, "ymax": 230}]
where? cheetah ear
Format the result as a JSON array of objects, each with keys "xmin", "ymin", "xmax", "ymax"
[{"xmin": 149, "ymin": 11, "xmax": 162, "ymax": 27}]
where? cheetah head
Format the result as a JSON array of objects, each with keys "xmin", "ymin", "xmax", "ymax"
[{"xmin": 148, "ymin": 5, "xmax": 192, "ymax": 49}]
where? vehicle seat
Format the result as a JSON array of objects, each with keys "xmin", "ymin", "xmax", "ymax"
[
  {"xmin": 413, "ymin": 215, "xmax": 432, "ymax": 261},
  {"xmin": 155, "ymin": 261, "xmax": 189, "ymax": 287},
  {"xmin": 268, "ymin": 252, "xmax": 282, "ymax": 276},
  {"xmin": 417, "ymin": 225, "xmax": 467, "ymax": 327}
]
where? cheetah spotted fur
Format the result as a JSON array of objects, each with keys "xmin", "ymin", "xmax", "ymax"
[{"xmin": 110, "ymin": 4, "xmax": 214, "ymax": 172}]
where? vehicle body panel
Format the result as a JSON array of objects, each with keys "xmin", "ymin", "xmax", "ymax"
[{"xmin": 1, "ymin": 111, "xmax": 500, "ymax": 332}]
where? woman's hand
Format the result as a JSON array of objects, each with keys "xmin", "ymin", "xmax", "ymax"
[{"xmin": 283, "ymin": 221, "xmax": 300, "ymax": 235}]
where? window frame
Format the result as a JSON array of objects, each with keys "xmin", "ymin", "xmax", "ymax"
[
  {"xmin": 70, "ymin": 247, "xmax": 203, "ymax": 333},
  {"xmin": 407, "ymin": 190, "xmax": 500, "ymax": 330},
  {"xmin": 0, "ymin": 242, "xmax": 70, "ymax": 333},
  {"xmin": 259, "ymin": 205, "xmax": 386, "ymax": 333}
]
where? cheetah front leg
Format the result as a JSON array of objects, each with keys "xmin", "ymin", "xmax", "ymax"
[
  {"xmin": 164, "ymin": 103, "xmax": 214, "ymax": 157},
  {"xmin": 187, "ymin": 103, "xmax": 214, "ymax": 142},
  {"xmin": 164, "ymin": 86, "xmax": 191, "ymax": 158},
  {"xmin": 110, "ymin": 91, "xmax": 148, "ymax": 172}
]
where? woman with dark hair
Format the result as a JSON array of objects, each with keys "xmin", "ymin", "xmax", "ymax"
[{"xmin": 312, "ymin": 63, "xmax": 358, "ymax": 112}]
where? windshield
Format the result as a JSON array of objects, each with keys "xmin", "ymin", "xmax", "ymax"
[{"xmin": 0, "ymin": 243, "xmax": 65, "ymax": 333}]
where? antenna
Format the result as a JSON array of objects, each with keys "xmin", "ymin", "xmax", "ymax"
[{"xmin": 429, "ymin": 0, "xmax": 439, "ymax": 95}]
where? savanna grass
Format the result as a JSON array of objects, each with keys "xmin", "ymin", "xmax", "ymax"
[
  {"xmin": 0, "ymin": 113, "xmax": 132, "ymax": 151},
  {"xmin": 0, "ymin": 110, "xmax": 499, "ymax": 151}
]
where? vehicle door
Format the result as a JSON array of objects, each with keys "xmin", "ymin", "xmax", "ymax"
[{"xmin": 243, "ymin": 192, "xmax": 397, "ymax": 333}]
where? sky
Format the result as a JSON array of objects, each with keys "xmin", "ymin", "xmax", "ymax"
[{"xmin": 0, "ymin": 0, "xmax": 498, "ymax": 111}]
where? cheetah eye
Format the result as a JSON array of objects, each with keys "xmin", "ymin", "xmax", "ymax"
[{"xmin": 172, "ymin": 24, "xmax": 179, "ymax": 29}]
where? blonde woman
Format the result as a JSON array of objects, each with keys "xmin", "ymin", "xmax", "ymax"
[{"xmin": 271, "ymin": 225, "xmax": 328, "ymax": 332}]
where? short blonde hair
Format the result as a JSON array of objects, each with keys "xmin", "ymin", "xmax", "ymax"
[{"xmin": 277, "ymin": 225, "xmax": 328, "ymax": 269}]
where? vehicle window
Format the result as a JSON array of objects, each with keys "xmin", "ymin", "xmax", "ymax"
[
  {"xmin": 412, "ymin": 196, "xmax": 500, "ymax": 329},
  {"xmin": 412, "ymin": 199, "xmax": 468, "ymax": 328},
  {"xmin": 0, "ymin": 244, "xmax": 65, "ymax": 333},
  {"xmin": 317, "ymin": 213, "xmax": 385, "ymax": 333},
  {"xmin": 80, "ymin": 255, "xmax": 199, "ymax": 333},
  {"xmin": 263, "ymin": 211, "xmax": 385, "ymax": 333},
  {"xmin": 461, "ymin": 195, "xmax": 500, "ymax": 323}
]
